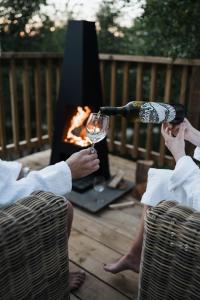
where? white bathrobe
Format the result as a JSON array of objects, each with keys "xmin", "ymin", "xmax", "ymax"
[
  {"xmin": 0, "ymin": 160, "xmax": 72, "ymax": 207},
  {"xmin": 141, "ymin": 147, "xmax": 200, "ymax": 211}
]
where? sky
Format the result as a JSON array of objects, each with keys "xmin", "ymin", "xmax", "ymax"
[{"xmin": 41, "ymin": 0, "xmax": 145, "ymax": 27}]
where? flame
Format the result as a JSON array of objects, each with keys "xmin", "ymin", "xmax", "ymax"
[{"xmin": 63, "ymin": 106, "xmax": 91, "ymax": 147}]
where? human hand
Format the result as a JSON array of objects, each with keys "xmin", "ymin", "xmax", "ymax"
[
  {"xmin": 166, "ymin": 118, "xmax": 200, "ymax": 147},
  {"xmin": 182, "ymin": 118, "xmax": 200, "ymax": 146},
  {"xmin": 66, "ymin": 147, "xmax": 100, "ymax": 179},
  {"xmin": 164, "ymin": 122, "xmax": 180, "ymax": 137},
  {"xmin": 161, "ymin": 123, "xmax": 186, "ymax": 162}
]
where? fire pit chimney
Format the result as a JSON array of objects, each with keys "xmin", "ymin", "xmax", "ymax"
[{"xmin": 50, "ymin": 20, "xmax": 110, "ymax": 187}]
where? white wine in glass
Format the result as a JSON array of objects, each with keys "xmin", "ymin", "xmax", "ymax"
[{"xmin": 86, "ymin": 113, "xmax": 109, "ymax": 152}]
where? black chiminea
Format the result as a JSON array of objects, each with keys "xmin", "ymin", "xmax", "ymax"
[
  {"xmin": 50, "ymin": 20, "xmax": 110, "ymax": 190},
  {"xmin": 50, "ymin": 20, "xmax": 134, "ymax": 213}
]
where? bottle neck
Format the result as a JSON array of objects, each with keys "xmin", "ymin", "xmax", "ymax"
[
  {"xmin": 100, "ymin": 101, "xmax": 144, "ymax": 116},
  {"xmin": 99, "ymin": 106, "xmax": 124, "ymax": 116}
]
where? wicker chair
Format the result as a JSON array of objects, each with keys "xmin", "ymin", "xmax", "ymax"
[
  {"xmin": 0, "ymin": 191, "xmax": 70, "ymax": 300},
  {"xmin": 138, "ymin": 200, "xmax": 200, "ymax": 300}
]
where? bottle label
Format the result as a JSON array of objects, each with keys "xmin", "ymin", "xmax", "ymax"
[
  {"xmin": 158, "ymin": 103, "xmax": 176, "ymax": 122},
  {"xmin": 132, "ymin": 101, "xmax": 144, "ymax": 108},
  {"xmin": 139, "ymin": 102, "xmax": 176, "ymax": 123}
]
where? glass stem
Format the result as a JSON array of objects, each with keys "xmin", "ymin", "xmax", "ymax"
[{"xmin": 90, "ymin": 142, "xmax": 96, "ymax": 154}]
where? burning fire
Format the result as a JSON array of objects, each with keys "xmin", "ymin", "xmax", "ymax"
[{"xmin": 63, "ymin": 106, "xmax": 91, "ymax": 147}]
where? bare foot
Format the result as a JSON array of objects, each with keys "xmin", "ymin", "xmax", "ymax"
[
  {"xmin": 104, "ymin": 253, "xmax": 140, "ymax": 274},
  {"xmin": 69, "ymin": 270, "xmax": 86, "ymax": 291}
]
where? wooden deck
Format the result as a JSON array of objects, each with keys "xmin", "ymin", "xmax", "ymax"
[{"xmin": 18, "ymin": 150, "xmax": 143, "ymax": 300}]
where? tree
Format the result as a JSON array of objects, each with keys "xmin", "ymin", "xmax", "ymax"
[
  {"xmin": 134, "ymin": 0, "xmax": 200, "ymax": 58},
  {"xmin": 0, "ymin": 0, "xmax": 45, "ymax": 50},
  {"xmin": 96, "ymin": 0, "xmax": 124, "ymax": 54},
  {"xmin": 96, "ymin": 0, "xmax": 141, "ymax": 54},
  {"xmin": 96, "ymin": 0, "xmax": 200, "ymax": 59},
  {"xmin": 0, "ymin": 0, "xmax": 68, "ymax": 52}
]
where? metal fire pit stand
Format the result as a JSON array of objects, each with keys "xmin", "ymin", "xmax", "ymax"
[{"xmin": 66, "ymin": 179, "xmax": 134, "ymax": 213}]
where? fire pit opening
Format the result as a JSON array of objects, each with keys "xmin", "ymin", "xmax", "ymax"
[
  {"xmin": 51, "ymin": 102, "xmax": 110, "ymax": 193},
  {"xmin": 63, "ymin": 106, "xmax": 91, "ymax": 147}
]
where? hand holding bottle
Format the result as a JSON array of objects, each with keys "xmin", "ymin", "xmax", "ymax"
[
  {"xmin": 181, "ymin": 118, "xmax": 200, "ymax": 147},
  {"xmin": 161, "ymin": 123, "xmax": 186, "ymax": 162},
  {"xmin": 166, "ymin": 118, "xmax": 200, "ymax": 147}
]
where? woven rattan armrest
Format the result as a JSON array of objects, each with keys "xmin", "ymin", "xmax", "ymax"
[
  {"xmin": 0, "ymin": 191, "xmax": 70, "ymax": 300},
  {"xmin": 138, "ymin": 200, "xmax": 200, "ymax": 300}
]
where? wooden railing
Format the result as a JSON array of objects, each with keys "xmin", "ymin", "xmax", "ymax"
[
  {"xmin": 1, "ymin": 52, "xmax": 200, "ymax": 166},
  {"xmin": 0, "ymin": 53, "xmax": 62, "ymax": 158}
]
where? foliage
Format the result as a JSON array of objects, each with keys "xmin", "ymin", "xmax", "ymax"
[
  {"xmin": 96, "ymin": 0, "xmax": 140, "ymax": 54},
  {"xmin": 96, "ymin": 0, "xmax": 200, "ymax": 58},
  {"xmin": 96, "ymin": 0, "xmax": 124, "ymax": 54},
  {"xmin": 0, "ymin": 0, "xmax": 46, "ymax": 30},
  {"xmin": 0, "ymin": 0, "xmax": 67, "ymax": 52},
  {"xmin": 136, "ymin": 0, "xmax": 200, "ymax": 58},
  {"xmin": 1, "ymin": 0, "xmax": 200, "ymax": 57}
]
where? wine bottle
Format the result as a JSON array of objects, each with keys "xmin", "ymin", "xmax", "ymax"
[{"xmin": 100, "ymin": 101, "xmax": 185, "ymax": 124}]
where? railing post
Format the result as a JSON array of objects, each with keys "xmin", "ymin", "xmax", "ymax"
[
  {"xmin": 159, "ymin": 64, "xmax": 172, "ymax": 166},
  {"xmin": 179, "ymin": 66, "xmax": 188, "ymax": 105},
  {"xmin": 132, "ymin": 63, "xmax": 143, "ymax": 159},
  {"xmin": 120, "ymin": 62, "xmax": 129, "ymax": 155},
  {"xmin": 34, "ymin": 59, "xmax": 42, "ymax": 146},
  {"xmin": 56, "ymin": 61, "xmax": 61, "ymax": 98},
  {"xmin": 9, "ymin": 59, "xmax": 19, "ymax": 153},
  {"xmin": 46, "ymin": 59, "xmax": 53, "ymax": 143},
  {"xmin": 145, "ymin": 64, "xmax": 157, "ymax": 160},
  {"xmin": 100, "ymin": 60, "xmax": 106, "ymax": 105},
  {"xmin": 109, "ymin": 61, "xmax": 117, "ymax": 152},
  {"xmin": 0, "ymin": 62, "xmax": 6, "ymax": 156},
  {"xmin": 22, "ymin": 59, "xmax": 31, "ymax": 148}
]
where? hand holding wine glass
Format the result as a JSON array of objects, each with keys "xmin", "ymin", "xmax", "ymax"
[{"xmin": 86, "ymin": 113, "xmax": 109, "ymax": 153}]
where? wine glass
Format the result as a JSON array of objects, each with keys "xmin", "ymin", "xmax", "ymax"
[
  {"xmin": 93, "ymin": 176, "xmax": 105, "ymax": 193},
  {"xmin": 86, "ymin": 113, "xmax": 109, "ymax": 153},
  {"xmin": 93, "ymin": 175, "xmax": 106, "ymax": 204}
]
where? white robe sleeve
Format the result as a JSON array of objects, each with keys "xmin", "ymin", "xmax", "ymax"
[
  {"xmin": 141, "ymin": 168, "xmax": 174, "ymax": 207},
  {"xmin": 0, "ymin": 160, "xmax": 22, "ymax": 197},
  {"xmin": 0, "ymin": 159, "xmax": 22, "ymax": 180},
  {"xmin": 0, "ymin": 161, "xmax": 72, "ymax": 207},
  {"xmin": 168, "ymin": 156, "xmax": 200, "ymax": 210},
  {"xmin": 141, "ymin": 156, "xmax": 200, "ymax": 211},
  {"xmin": 193, "ymin": 147, "xmax": 200, "ymax": 161}
]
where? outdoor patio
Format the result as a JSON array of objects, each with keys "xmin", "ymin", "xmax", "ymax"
[
  {"xmin": 0, "ymin": 47, "xmax": 200, "ymax": 299},
  {"xmin": 1, "ymin": 0, "xmax": 200, "ymax": 298},
  {"xmin": 19, "ymin": 149, "xmax": 142, "ymax": 300}
]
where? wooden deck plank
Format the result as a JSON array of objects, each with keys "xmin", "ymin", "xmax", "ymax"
[
  {"xmin": 73, "ymin": 209, "xmax": 134, "ymax": 254},
  {"xmin": 69, "ymin": 230, "xmax": 139, "ymax": 299},
  {"xmin": 75, "ymin": 206, "xmax": 141, "ymax": 240},
  {"xmin": 109, "ymin": 154, "xmax": 136, "ymax": 182},
  {"xmin": 70, "ymin": 262, "xmax": 131, "ymax": 300},
  {"xmin": 17, "ymin": 150, "xmax": 142, "ymax": 300},
  {"xmin": 97, "ymin": 207, "xmax": 142, "ymax": 239}
]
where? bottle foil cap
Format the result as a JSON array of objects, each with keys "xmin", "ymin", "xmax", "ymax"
[{"xmin": 139, "ymin": 102, "xmax": 176, "ymax": 123}]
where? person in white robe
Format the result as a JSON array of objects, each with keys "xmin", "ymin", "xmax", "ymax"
[
  {"xmin": 0, "ymin": 147, "xmax": 99, "ymax": 291},
  {"xmin": 0, "ymin": 147, "xmax": 99, "ymax": 207},
  {"xmin": 104, "ymin": 118, "xmax": 200, "ymax": 274}
]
